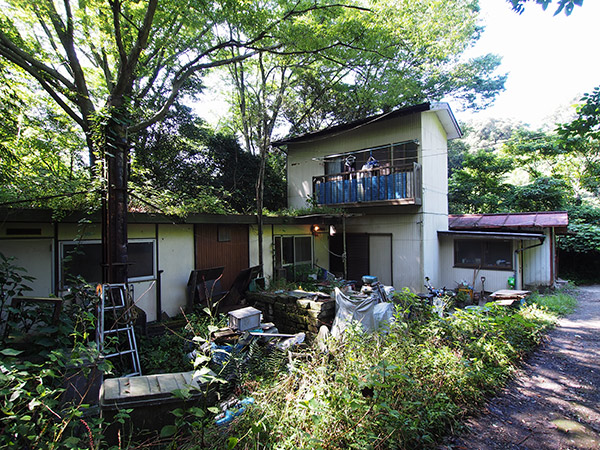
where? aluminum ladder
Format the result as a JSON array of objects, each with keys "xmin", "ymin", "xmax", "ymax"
[{"xmin": 96, "ymin": 284, "xmax": 142, "ymax": 377}]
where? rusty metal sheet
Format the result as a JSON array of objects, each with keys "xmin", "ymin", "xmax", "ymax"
[{"xmin": 449, "ymin": 212, "xmax": 568, "ymax": 230}]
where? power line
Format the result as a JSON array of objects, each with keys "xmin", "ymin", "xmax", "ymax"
[{"xmin": 0, "ymin": 190, "xmax": 90, "ymax": 207}]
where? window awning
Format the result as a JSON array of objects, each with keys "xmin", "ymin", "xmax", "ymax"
[{"xmin": 438, "ymin": 230, "xmax": 545, "ymax": 242}]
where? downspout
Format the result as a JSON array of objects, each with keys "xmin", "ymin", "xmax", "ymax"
[
  {"xmin": 155, "ymin": 223, "xmax": 162, "ymax": 322},
  {"xmin": 514, "ymin": 236, "xmax": 545, "ymax": 289},
  {"xmin": 53, "ymin": 222, "xmax": 59, "ymax": 296},
  {"xmin": 342, "ymin": 214, "xmax": 347, "ymax": 279}
]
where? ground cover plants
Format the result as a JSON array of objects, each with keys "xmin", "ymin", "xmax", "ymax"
[
  {"xmin": 205, "ymin": 289, "xmax": 574, "ymax": 450},
  {"xmin": 0, "ymin": 252, "xmax": 576, "ymax": 450}
]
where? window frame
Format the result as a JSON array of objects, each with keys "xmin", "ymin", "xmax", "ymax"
[
  {"xmin": 453, "ymin": 239, "xmax": 514, "ymax": 271},
  {"xmin": 59, "ymin": 238, "xmax": 157, "ymax": 288},
  {"xmin": 273, "ymin": 235, "xmax": 314, "ymax": 272},
  {"xmin": 322, "ymin": 140, "xmax": 419, "ymax": 175}
]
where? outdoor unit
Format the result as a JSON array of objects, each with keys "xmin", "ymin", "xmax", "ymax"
[{"xmin": 228, "ymin": 306, "xmax": 261, "ymax": 332}]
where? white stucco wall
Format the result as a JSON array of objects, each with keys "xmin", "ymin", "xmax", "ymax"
[{"xmin": 287, "ymin": 114, "xmax": 421, "ymax": 209}]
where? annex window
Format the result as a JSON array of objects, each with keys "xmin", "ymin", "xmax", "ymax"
[
  {"xmin": 60, "ymin": 239, "xmax": 156, "ymax": 287},
  {"xmin": 454, "ymin": 239, "xmax": 513, "ymax": 270},
  {"xmin": 274, "ymin": 235, "xmax": 313, "ymax": 281}
]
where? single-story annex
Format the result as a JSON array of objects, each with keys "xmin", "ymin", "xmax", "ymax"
[{"xmin": 0, "ymin": 102, "xmax": 569, "ymax": 323}]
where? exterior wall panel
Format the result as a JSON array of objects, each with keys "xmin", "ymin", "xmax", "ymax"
[
  {"xmin": 194, "ymin": 224, "xmax": 249, "ymax": 290},
  {"xmin": 0, "ymin": 238, "xmax": 54, "ymax": 297},
  {"xmin": 522, "ymin": 230, "xmax": 552, "ymax": 287}
]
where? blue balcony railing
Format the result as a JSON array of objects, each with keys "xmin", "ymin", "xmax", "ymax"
[{"xmin": 312, "ymin": 163, "xmax": 421, "ymax": 206}]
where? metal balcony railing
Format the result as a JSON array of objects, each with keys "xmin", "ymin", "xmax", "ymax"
[{"xmin": 312, "ymin": 162, "xmax": 422, "ymax": 206}]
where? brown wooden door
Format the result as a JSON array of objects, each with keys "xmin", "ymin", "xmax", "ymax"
[{"xmin": 194, "ymin": 224, "xmax": 249, "ymax": 290}]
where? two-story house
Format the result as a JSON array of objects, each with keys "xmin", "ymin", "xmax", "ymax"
[
  {"xmin": 271, "ymin": 102, "xmax": 460, "ymax": 292},
  {"xmin": 271, "ymin": 102, "xmax": 568, "ymax": 294},
  {"xmin": 0, "ymin": 102, "xmax": 568, "ymax": 325}
]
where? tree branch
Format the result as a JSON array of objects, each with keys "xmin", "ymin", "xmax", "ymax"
[
  {"xmin": 109, "ymin": 0, "xmax": 128, "ymax": 66},
  {"xmin": 111, "ymin": 0, "xmax": 158, "ymax": 98},
  {"xmin": 128, "ymin": 47, "xmax": 265, "ymax": 133}
]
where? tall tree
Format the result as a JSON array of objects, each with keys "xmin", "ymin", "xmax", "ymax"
[
  {"xmin": 224, "ymin": 0, "xmax": 506, "ymax": 270},
  {"xmin": 0, "ymin": 0, "xmax": 357, "ymax": 282}
]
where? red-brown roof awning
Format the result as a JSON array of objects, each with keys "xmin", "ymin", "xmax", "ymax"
[{"xmin": 449, "ymin": 211, "xmax": 568, "ymax": 231}]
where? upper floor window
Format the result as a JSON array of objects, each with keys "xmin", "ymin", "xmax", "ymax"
[
  {"xmin": 323, "ymin": 141, "xmax": 418, "ymax": 175},
  {"xmin": 454, "ymin": 239, "xmax": 513, "ymax": 270}
]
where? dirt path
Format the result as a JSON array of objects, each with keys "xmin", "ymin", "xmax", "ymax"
[{"xmin": 441, "ymin": 286, "xmax": 600, "ymax": 450}]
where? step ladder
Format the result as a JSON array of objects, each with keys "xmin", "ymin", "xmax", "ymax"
[{"xmin": 96, "ymin": 284, "xmax": 142, "ymax": 377}]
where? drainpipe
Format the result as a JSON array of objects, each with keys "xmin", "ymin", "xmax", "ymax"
[
  {"xmin": 514, "ymin": 237, "xmax": 545, "ymax": 289},
  {"xmin": 342, "ymin": 214, "xmax": 347, "ymax": 280},
  {"xmin": 156, "ymin": 269, "xmax": 164, "ymax": 322}
]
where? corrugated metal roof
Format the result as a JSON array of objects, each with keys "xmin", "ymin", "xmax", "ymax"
[
  {"xmin": 448, "ymin": 211, "xmax": 568, "ymax": 230},
  {"xmin": 438, "ymin": 230, "xmax": 545, "ymax": 241},
  {"xmin": 272, "ymin": 102, "xmax": 462, "ymax": 147}
]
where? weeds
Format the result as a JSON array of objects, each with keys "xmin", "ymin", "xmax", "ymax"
[
  {"xmin": 210, "ymin": 292, "xmax": 574, "ymax": 450},
  {"xmin": 528, "ymin": 291, "xmax": 577, "ymax": 316}
]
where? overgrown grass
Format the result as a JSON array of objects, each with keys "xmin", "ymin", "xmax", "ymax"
[
  {"xmin": 528, "ymin": 291, "xmax": 577, "ymax": 316},
  {"xmin": 201, "ymin": 291, "xmax": 574, "ymax": 450}
]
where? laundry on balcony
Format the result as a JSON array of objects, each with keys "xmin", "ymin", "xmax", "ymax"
[{"xmin": 313, "ymin": 163, "xmax": 420, "ymax": 206}]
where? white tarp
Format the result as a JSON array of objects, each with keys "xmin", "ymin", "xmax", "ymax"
[{"xmin": 331, "ymin": 287, "xmax": 395, "ymax": 338}]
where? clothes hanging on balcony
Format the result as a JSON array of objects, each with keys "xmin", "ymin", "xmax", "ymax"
[
  {"xmin": 361, "ymin": 154, "xmax": 379, "ymax": 171},
  {"xmin": 343, "ymin": 155, "xmax": 356, "ymax": 173}
]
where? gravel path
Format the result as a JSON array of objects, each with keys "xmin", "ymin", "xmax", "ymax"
[{"xmin": 440, "ymin": 286, "xmax": 600, "ymax": 450}]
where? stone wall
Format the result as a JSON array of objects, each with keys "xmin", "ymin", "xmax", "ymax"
[{"xmin": 247, "ymin": 292, "xmax": 336, "ymax": 336}]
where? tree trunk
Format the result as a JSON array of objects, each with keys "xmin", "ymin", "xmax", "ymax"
[{"xmin": 102, "ymin": 102, "xmax": 129, "ymax": 284}]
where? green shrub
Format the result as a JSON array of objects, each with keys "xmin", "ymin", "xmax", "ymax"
[
  {"xmin": 208, "ymin": 296, "xmax": 561, "ymax": 450},
  {"xmin": 528, "ymin": 291, "xmax": 577, "ymax": 316}
]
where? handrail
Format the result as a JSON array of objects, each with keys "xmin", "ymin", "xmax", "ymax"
[{"xmin": 312, "ymin": 162, "xmax": 421, "ymax": 206}]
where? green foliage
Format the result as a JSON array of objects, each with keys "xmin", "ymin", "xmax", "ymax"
[
  {"xmin": 557, "ymin": 86, "xmax": 600, "ymax": 196},
  {"xmin": 0, "ymin": 262, "xmax": 109, "ymax": 448},
  {"xmin": 280, "ymin": 0, "xmax": 505, "ymax": 135},
  {"xmin": 208, "ymin": 295, "xmax": 560, "ymax": 449},
  {"xmin": 448, "ymin": 149, "xmax": 514, "ymax": 213},
  {"xmin": 560, "ymin": 222, "xmax": 600, "ymax": 253},
  {"xmin": 528, "ymin": 291, "xmax": 577, "ymax": 316},
  {"xmin": 0, "ymin": 349, "xmax": 104, "ymax": 449},
  {"xmin": 0, "ymin": 252, "xmax": 34, "ymax": 337},
  {"xmin": 509, "ymin": 176, "xmax": 571, "ymax": 212},
  {"xmin": 508, "ymin": 0, "xmax": 583, "ymax": 16}
]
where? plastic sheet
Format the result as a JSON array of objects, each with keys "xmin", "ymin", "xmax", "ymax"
[{"xmin": 331, "ymin": 288, "xmax": 376, "ymax": 338}]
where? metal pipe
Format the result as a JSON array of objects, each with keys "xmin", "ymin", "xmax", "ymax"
[{"xmin": 514, "ymin": 237, "xmax": 545, "ymax": 289}]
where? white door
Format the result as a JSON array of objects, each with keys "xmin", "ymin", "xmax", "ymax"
[{"xmin": 369, "ymin": 234, "xmax": 392, "ymax": 286}]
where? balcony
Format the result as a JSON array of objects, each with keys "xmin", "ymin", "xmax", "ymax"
[{"xmin": 312, "ymin": 162, "xmax": 422, "ymax": 207}]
